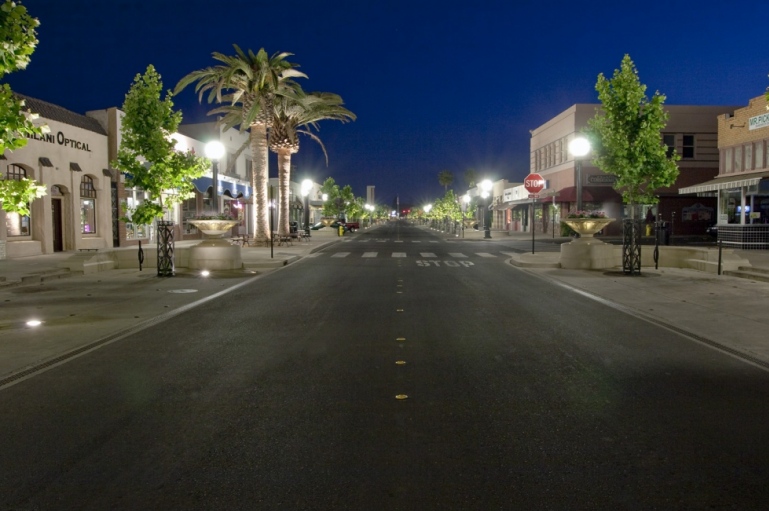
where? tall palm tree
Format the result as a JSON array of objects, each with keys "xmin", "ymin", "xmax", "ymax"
[
  {"xmin": 269, "ymin": 90, "xmax": 356, "ymax": 235},
  {"xmin": 174, "ymin": 45, "xmax": 306, "ymax": 243},
  {"xmin": 438, "ymin": 170, "xmax": 453, "ymax": 191}
]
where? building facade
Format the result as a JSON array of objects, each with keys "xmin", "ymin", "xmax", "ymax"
[
  {"xmin": 680, "ymin": 94, "xmax": 769, "ymax": 248},
  {"xmin": 528, "ymin": 103, "xmax": 738, "ymax": 237}
]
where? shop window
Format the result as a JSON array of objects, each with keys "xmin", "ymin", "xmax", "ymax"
[
  {"xmin": 124, "ymin": 188, "xmax": 151, "ymax": 239},
  {"xmin": 745, "ymin": 143, "xmax": 753, "ymax": 170},
  {"xmin": 725, "ymin": 148, "xmax": 733, "ymax": 173},
  {"xmin": 80, "ymin": 176, "xmax": 97, "ymax": 234},
  {"xmin": 756, "ymin": 141, "xmax": 765, "ymax": 170},
  {"xmin": 734, "ymin": 146, "xmax": 742, "ymax": 172},
  {"xmin": 663, "ymin": 134, "xmax": 676, "ymax": 158},
  {"xmin": 682, "ymin": 135, "xmax": 695, "ymax": 159},
  {"xmin": 5, "ymin": 164, "xmax": 31, "ymax": 237}
]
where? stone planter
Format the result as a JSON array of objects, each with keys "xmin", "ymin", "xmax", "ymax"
[
  {"xmin": 188, "ymin": 219, "xmax": 241, "ymax": 270},
  {"xmin": 562, "ymin": 217, "xmax": 615, "ymax": 239},
  {"xmin": 320, "ymin": 217, "xmax": 336, "ymax": 228}
]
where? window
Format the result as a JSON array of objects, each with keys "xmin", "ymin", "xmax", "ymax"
[
  {"xmin": 245, "ymin": 158, "xmax": 253, "ymax": 183},
  {"xmin": 725, "ymin": 148, "xmax": 733, "ymax": 173},
  {"xmin": 734, "ymin": 146, "xmax": 742, "ymax": 172},
  {"xmin": 4, "ymin": 164, "xmax": 31, "ymax": 237},
  {"xmin": 80, "ymin": 176, "xmax": 97, "ymax": 234},
  {"xmin": 745, "ymin": 143, "xmax": 753, "ymax": 170},
  {"xmin": 682, "ymin": 134, "xmax": 695, "ymax": 159},
  {"xmin": 754, "ymin": 141, "xmax": 764, "ymax": 170},
  {"xmin": 663, "ymin": 134, "xmax": 676, "ymax": 158},
  {"xmin": 124, "ymin": 188, "xmax": 152, "ymax": 239}
]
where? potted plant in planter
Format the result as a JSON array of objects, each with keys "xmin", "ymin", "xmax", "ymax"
[
  {"xmin": 188, "ymin": 213, "xmax": 239, "ymax": 239},
  {"xmin": 562, "ymin": 210, "xmax": 615, "ymax": 239}
]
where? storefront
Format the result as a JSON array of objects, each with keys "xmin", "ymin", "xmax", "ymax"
[{"xmin": 1, "ymin": 96, "xmax": 111, "ymax": 258}]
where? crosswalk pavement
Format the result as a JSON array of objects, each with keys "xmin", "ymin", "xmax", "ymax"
[{"xmin": 308, "ymin": 251, "xmax": 519, "ymax": 259}]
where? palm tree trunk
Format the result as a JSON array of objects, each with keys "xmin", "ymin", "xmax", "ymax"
[
  {"xmin": 250, "ymin": 124, "xmax": 270, "ymax": 242},
  {"xmin": 277, "ymin": 149, "xmax": 291, "ymax": 236}
]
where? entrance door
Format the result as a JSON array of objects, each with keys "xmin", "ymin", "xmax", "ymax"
[{"xmin": 51, "ymin": 198, "xmax": 63, "ymax": 252}]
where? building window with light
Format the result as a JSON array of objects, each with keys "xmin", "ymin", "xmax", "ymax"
[
  {"xmin": 80, "ymin": 176, "xmax": 97, "ymax": 234},
  {"xmin": 4, "ymin": 164, "xmax": 31, "ymax": 237},
  {"xmin": 124, "ymin": 188, "xmax": 152, "ymax": 240}
]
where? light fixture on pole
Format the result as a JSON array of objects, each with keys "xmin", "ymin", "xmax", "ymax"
[
  {"xmin": 568, "ymin": 135, "xmax": 591, "ymax": 213},
  {"xmin": 480, "ymin": 179, "xmax": 493, "ymax": 239},
  {"xmin": 204, "ymin": 140, "xmax": 225, "ymax": 214},
  {"xmin": 301, "ymin": 179, "xmax": 313, "ymax": 236}
]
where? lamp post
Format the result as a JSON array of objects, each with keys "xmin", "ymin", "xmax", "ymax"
[
  {"xmin": 568, "ymin": 136, "xmax": 591, "ymax": 213},
  {"xmin": 480, "ymin": 179, "xmax": 493, "ymax": 239},
  {"xmin": 424, "ymin": 204, "xmax": 432, "ymax": 228},
  {"xmin": 462, "ymin": 194, "xmax": 470, "ymax": 238},
  {"xmin": 301, "ymin": 179, "xmax": 312, "ymax": 236},
  {"xmin": 204, "ymin": 141, "xmax": 225, "ymax": 214}
]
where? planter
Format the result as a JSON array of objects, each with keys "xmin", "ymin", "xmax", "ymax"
[
  {"xmin": 188, "ymin": 219, "xmax": 241, "ymax": 271},
  {"xmin": 188, "ymin": 219, "xmax": 239, "ymax": 238},
  {"xmin": 462, "ymin": 218, "xmax": 476, "ymax": 228},
  {"xmin": 320, "ymin": 217, "xmax": 336, "ymax": 228},
  {"xmin": 562, "ymin": 217, "xmax": 615, "ymax": 238}
]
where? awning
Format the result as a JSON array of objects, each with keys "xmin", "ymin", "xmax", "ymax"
[
  {"xmin": 193, "ymin": 176, "xmax": 212, "ymax": 193},
  {"xmin": 69, "ymin": 162, "xmax": 82, "ymax": 172},
  {"xmin": 491, "ymin": 202, "xmax": 514, "ymax": 210},
  {"xmin": 39, "ymin": 157, "xmax": 53, "ymax": 167},
  {"xmin": 679, "ymin": 171, "xmax": 769, "ymax": 194}
]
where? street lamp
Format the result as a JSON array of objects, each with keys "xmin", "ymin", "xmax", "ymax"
[
  {"xmin": 301, "ymin": 179, "xmax": 313, "ymax": 236},
  {"xmin": 568, "ymin": 135, "xmax": 591, "ymax": 213},
  {"xmin": 204, "ymin": 140, "xmax": 225, "ymax": 214},
  {"xmin": 462, "ymin": 194, "xmax": 470, "ymax": 238},
  {"xmin": 480, "ymin": 179, "xmax": 493, "ymax": 239}
]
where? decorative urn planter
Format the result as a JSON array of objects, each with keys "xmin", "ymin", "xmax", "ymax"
[
  {"xmin": 188, "ymin": 219, "xmax": 239, "ymax": 239},
  {"xmin": 320, "ymin": 217, "xmax": 336, "ymax": 228},
  {"xmin": 462, "ymin": 218, "xmax": 476, "ymax": 228},
  {"xmin": 188, "ymin": 219, "xmax": 241, "ymax": 271},
  {"xmin": 562, "ymin": 217, "xmax": 615, "ymax": 239}
]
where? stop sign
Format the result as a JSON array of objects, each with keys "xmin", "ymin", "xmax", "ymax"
[{"xmin": 524, "ymin": 173, "xmax": 545, "ymax": 194}]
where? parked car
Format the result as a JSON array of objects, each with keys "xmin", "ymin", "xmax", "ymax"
[{"xmin": 311, "ymin": 220, "xmax": 351, "ymax": 232}]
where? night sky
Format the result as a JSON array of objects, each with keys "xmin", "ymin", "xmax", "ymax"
[{"xmin": 6, "ymin": 0, "xmax": 769, "ymax": 207}]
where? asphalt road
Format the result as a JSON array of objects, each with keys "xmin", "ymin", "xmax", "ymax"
[{"xmin": 1, "ymin": 221, "xmax": 768, "ymax": 510}]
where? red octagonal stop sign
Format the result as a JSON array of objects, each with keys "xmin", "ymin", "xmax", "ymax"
[{"xmin": 524, "ymin": 173, "xmax": 545, "ymax": 194}]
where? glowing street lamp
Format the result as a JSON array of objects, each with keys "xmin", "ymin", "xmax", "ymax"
[
  {"xmin": 568, "ymin": 135, "xmax": 591, "ymax": 213},
  {"xmin": 301, "ymin": 179, "xmax": 313, "ymax": 235},
  {"xmin": 204, "ymin": 140, "xmax": 225, "ymax": 214},
  {"xmin": 480, "ymin": 179, "xmax": 493, "ymax": 239}
]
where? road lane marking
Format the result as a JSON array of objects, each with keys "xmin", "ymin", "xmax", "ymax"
[
  {"xmin": 362, "ymin": 252, "xmax": 377, "ymax": 258},
  {"xmin": 392, "ymin": 252, "xmax": 407, "ymax": 258},
  {"xmin": 420, "ymin": 252, "xmax": 437, "ymax": 258},
  {"xmin": 477, "ymin": 252, "xmax": 496, "ymax": 257},
  {"xmin": 448, "ymin": 253, "xmax": 467, "ymax": 258},
  {"xmin": 331, "ymin": 252, "xmax": 350, "ymax": 258}
]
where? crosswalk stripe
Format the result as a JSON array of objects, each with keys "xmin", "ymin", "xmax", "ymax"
[
  {"xmin": 477, "ymin": 252, "xmax": 496, "ymax": 258},
  {"xmin": 429, "ymin": 240, "xmax": 438, "ymax": 243},
  {"xmin": 307, "ymin": 253, "xmax": 321, "ymax": 258},
  {"xmin": 331, "ymin": 252, "xmax": 350, "ymax": 258},
  {"xmin": 362, "ymin": 252, "xmax": 377, "ymax": 258},
  {"xmin": 412, "ymin": 240, "xmax": 421, "ymax": 243},
  {"xmin": 448, "ymin": 253, "xmax": 467, "ymax": 258},
  {"xmin": 420, "ymin": 252, "xmax": 437, "ymax": 258},
  {"xmin": 392, "ymin": 252, "xmax": 407, "ymax": 258}
]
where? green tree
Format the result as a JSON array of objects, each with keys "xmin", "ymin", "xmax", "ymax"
[
  {"xmin": 587, "ymin": 54, "xmax": 679, "ymax": 207},
  {"xmin": 0, "ymin": 0, "xmax": 47, "ymax": 215},
  {"xmin": 113, "ymin": 65, "xmax": 209, "ymax": 226},
  {"xmin": 438, "ymin": 170, "xmax": 453, "ymax": 191},
  {"xmin": 587, "ymin": 54, "xmax": 679, "ymax": 274},
  {"xmin": 270, "ymin": 89, "xmax": 355, "ymax": 235},
  {"xmin": 175, "ymin": 46, "xmax": 306, "ymax": 243}
]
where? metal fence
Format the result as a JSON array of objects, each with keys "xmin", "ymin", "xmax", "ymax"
[{"xmin": 718, "ymin": 224, "xmax": 769, "ymax": 250}]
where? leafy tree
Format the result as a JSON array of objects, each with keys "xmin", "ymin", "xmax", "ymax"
[
  {"xmin": 113, "ymin": 65, "xmax": 209, "ymax": 226},
  {"xmin": 0, "ymin": 0, "xmax": 47, "ymax": 214},
  {"xmin": 438, "ymin": 170, "xmax": 453, "ymax": 191},
  {"xmin": 175, "ymin": 46, "xmax": 306, "ymax": 243},
  {"xmin": 587, "ymin": 54, "xmax": 679, "ymax": 208},
  {"xmin": 269, "ymin": 89, "xmax": 355, "ymax": 235},
  {"xmin": 319, "ymin": 177, "xmax": 358, "ymax": 219}
]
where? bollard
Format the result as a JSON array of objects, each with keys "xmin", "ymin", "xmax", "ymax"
[
  {"xmin": 138, "ymin": 240, "xmax": 145, "ymax": 271},
  {"xmin": 718, "ymin": 240, "xmax": 723, "ymax": 276}
]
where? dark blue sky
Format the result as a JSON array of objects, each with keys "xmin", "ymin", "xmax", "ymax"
[{"xmin": 7, "ymin": 0, "xmax": 769, "ymax": 206}]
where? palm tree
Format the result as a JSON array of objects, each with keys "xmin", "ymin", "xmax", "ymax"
[
  {"xmin": 438, "ymin": 170, "xmax": 453, "ymax": 191},
  {"xmin": 174, "ymin": 45, "xmax": 306, "ymax": 243},
  {"xmin": 269, "ymin": 90, "xmax": 356, "ymax": 235}
]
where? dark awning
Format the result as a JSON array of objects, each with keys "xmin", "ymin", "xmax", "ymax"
[
  {"xmin": 69, "ymin": 162, "xmax": 82, "ymax": 172},
  {"xmin": 39, "ymin": 157, "xmax": 53, "ymax": 167}
]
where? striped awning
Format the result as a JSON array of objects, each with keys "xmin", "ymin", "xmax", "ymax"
[{"xmin": 679, "ymin": 171, "xmax": 769, "ymax": 194}]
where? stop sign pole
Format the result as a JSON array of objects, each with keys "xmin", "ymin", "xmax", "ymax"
[{"xmin": 523, "ymin": 173, "xmax": 546, "ymax": 254}]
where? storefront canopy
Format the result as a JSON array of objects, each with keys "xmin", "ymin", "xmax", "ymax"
[{"xmin": 679, "ymin": 171, "xmax": 769, "ymax": 194}]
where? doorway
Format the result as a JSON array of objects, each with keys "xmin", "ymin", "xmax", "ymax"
[{"xmin": 52, "ymin": 198, "xmax": 63, "ymax": 252}]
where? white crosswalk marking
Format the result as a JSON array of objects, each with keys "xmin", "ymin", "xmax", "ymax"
[
  {"xmin": 500, "ymin": 252, "xmax": 518, "ymax": 257},
  {"xmin": 395, "ymin": 240, "xmax": 404, "ymax": 243},
  {"xmin": 429, "ymin": 240, "xmax": 438, "ymax": 243},
  {"xmin": 412, "ymin": 240, "xmax": 421, "ymax": 243},
  {"xmin": 420, "ymin": 252, "xmax": 437, "ymax": 258},
  {"xmin": 331, "ymin": 252, "xmax": 350, "ymax": 258},
  {"xmin": 477, "ymin": 252, "xmax": 496, "ymax": 258},
  {"xmin": 392, "ymin": 252, "xmax": 407, "ymax": 258},
  {"xmin": 307, "ymin": 253, "xmax": 321, "ymax": 258},
  {"xmin": 362, "ymin": 252, "xmax": 377, "ymax": 258},
  {"xmin": 448, "ymin": 253, "xmax": 467, "ymax": 258}
]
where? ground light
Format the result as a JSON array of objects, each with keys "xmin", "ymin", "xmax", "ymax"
[
  {"xmin": 200, "ymin": 270, "xmax": 210, "ymax": 277},
  {"xmin": 26, "ymin": 319, "xmax": 42, "ymax": 327}
]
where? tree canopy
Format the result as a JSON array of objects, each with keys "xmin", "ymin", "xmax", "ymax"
[
  {"xmin": 114, "ymin": 65, "xmax": 209, "ymax": 226},
  {"xmin": 587, "ymin": 54, "xmax": 679, "ymax": 206}
]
